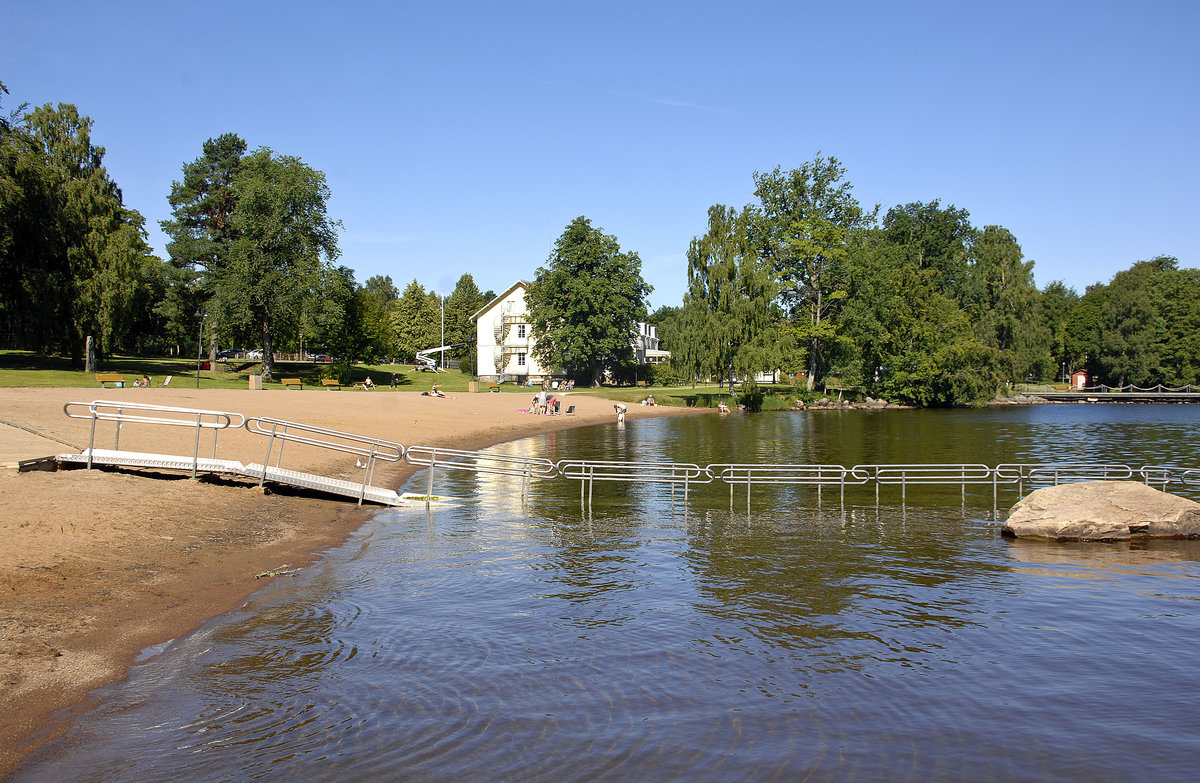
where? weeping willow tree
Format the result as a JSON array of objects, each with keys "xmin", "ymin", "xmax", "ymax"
[{"xmin": 675, "ymin": 204, "xmax": 785, "ymax": 399}]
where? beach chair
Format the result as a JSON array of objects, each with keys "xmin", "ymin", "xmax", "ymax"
[
  {"xmin": 565, "ymin": 405, "xmax": 575, "ymax": 415},
  {"xmin": 161, "ymin": 375, "xmax": 172, "ymax": 387}
]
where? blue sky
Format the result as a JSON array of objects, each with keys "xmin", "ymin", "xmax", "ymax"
[{"xmin": 5, "ymin": 1, "xmax": 1196, "ymax": 310}]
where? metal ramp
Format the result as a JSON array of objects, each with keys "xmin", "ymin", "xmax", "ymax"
[
  {"xmin": 59, "ymin": 401, "xmax": 407, "ymax": 507},
  {"xmin": 58, "ymin": 448, "xmax": 245, "ymax": 476},
  {"xmin": 239, "ymin": 463, "xmax": 402, "ymax": 506}
]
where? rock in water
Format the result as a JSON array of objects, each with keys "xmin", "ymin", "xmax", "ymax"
[{"xmin": 1002, "ymin": 480, "xmax": 1200, "ymax": 541}]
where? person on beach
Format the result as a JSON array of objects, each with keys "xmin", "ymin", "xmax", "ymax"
[
  {"xmin": 614, "ymin": 402, "xmax": 627, "ymax": 425},
  {"xmin": 363, "ymin": 376, "xmax": 376, "ymax": 390},
  {"xmin": 717, "ymin": 400, "xmax": 729, "ymax": 414},
  {"xmin": 390, "ymin": 372, "xmax": 397, "ymax": 389}
]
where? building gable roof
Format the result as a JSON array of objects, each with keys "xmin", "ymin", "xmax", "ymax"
[{"xmin": 470, "ymin": 280, "xmax": 529, "ymax": 322}]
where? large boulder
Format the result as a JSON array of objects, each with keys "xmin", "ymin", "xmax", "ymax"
[{"xmin": 1002, "ymin": 480, "xmax": 1200, "ymax": 541}]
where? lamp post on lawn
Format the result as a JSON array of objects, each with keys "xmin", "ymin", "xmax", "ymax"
[
  {"xmin": 195, "ymin": 309, "xmax": 207, "ymax": 388},
  {"xmin": 440, "ymin": 293, "xmax": 445, "ymax": 370}
]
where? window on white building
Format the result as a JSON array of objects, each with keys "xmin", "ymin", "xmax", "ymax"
[
  {"xmin": 517, "ymin": 352, "xmax": 526, "ymax": 367},
  {"xmin": 517, "ymin": 324, "xmax": 526, "ymax": 338}
]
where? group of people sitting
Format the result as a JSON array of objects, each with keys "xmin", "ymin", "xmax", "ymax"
[
  {"xmin": 640, "ymin": 395, "xmax": 656, "ymax": 406},
  {"xmin": 529, "ymin": 390, "xmax": 560, "ymax": 414}
]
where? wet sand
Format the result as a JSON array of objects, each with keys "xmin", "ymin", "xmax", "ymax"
[{"xmin": 0, "ymin": 386, "xmax": 700, "ymax": 776}]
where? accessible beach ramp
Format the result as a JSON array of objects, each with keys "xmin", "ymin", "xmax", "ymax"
[{"xmin": 58, "ymin": 400, "xmax": 405, "ymax": 506}]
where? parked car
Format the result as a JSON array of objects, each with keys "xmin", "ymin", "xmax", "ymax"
[{"xmin": 246, "ymin": 349, "xmax": 263, "ymax": 360}]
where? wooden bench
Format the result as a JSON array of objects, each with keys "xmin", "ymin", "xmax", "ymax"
[
  {"xmin": 96, "ymin": 373, "xmax": 125, "ymax": 388},
  {"xmin": 321, "ymin": 379, "xmax": 341, "ymax": 390},
  {"xmin": 636, "ymin": 380, "xmax": 647, "ymax": 387},
  {"xmin": 486, "ymin": 382, "xmax": 500, "ymax": 393},
  {"xmin": 281, "ymin": 378, "xmax": 304, "ymax": 390}
]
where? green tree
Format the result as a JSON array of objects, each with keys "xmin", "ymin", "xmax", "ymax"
[
  {"xmin": 840, "ymin": 223, "xmax": 999, "ymax": 406},
  {"xmin": 881, "ymin": 200, "xmax": 975, "ymax": 299},
  {"xmin": 391, "ymin": 279, "xmax": 439, "ymax": 363},
  {"xmin": 1063, "ymin": 285, "xmax": 1106, "ymax": 378},
  {"xmin": 677, "ymin": 205, "xmax": 782, "ymax": 394},
  {"xmin": 356, "ymin": 275, "xmax": 398, "ymax": 362},
  {"xmin": 526, "ymin": 216, "xmax": 651, "ymax": 386},
  {"xmin": 222, "ymin": 148, "xmax": 340, "ymax": 381},
  {"xmin": 161, "ymin": 133, "xmax": 245, "ymax": 278},
  {"xmin": 160, "ymin": 133, "xmax": 246, "ymax": 356},
  {"xmin": 1038, "ymin": 280, "xmax": 1080, "ymax": 378},
  {"xmin": 1148, "ymin": 262, "xmax": 1200, "ymax": 385},
  {"xmin": 751, "ymin": 155, "xmax": 877, "ymax": 390},
  {"xmin": 444, "ymin": 273, "xmax": 486, "ymax": 371},
  {"xmin": 5, "ymin": 103, "xmax": 156, "ymax": 365},
  {"xmin": 308, "ymin": 265, "xmax": 366, "ymax": 371},
  {"xmin": 966, "ymin": 226, "xmax": 1051, "ymax": 382},
  {"xmin": 1097, "ymin": 261, "xmax": 1162, "ymax": 386}
]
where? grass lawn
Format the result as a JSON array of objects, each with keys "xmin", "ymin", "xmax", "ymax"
[
  {"xmin": 0, "ymin": 351, "xmax": 465, "ymax": 393},
  {"xmin": 0, "ymin": 351, "xmax": 805, "ymax": 408}
]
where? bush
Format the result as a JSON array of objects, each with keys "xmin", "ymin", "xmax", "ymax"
[
  {"xmin": 737, "ymin": 381, "xmax": 764, "ymax": 412},
  {"xmin": 645, "ymin": 362, "xmax": 685, "ymax": 386}
]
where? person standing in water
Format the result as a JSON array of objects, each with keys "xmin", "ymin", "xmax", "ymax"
[{"xmin": 614, "ymin": 402, "xmax": 627, "ymax": 425}]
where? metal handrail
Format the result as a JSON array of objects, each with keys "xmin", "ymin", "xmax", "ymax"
[
  {"xmin": 1179, "ymin": 469, "xmax": 1200, "ymax": 488},
  {"xmin": 710, "ymin": 464, "xmax": 855, "ymax": 486},
  {"xmin": 63, "ymin": 399, "xmax": 245, "ymax": 475},
  {"xmin": 404, "ymin": 446, "xmax": 556, "ymax": 476},
  {"xmin": 557, "ymin": 459, "xmax": 710, "ymax": 484},
  {"xmin": 557, "ymin": 459, "xmax": 711, "ymax": 508},
  {"xmin": 709, "ymin": 463, "xmax": 862, "ymax": 510},
  {"xmin": 405, "ymin": 446, "xmax": 557, "ymax": 503},
  {"xmin": 995, "ymin": 462, "xmax": 1134, "ymax": 496},
  {"xmin": 245, "ymin": 416, "xmax": 404, "ymax": 504}
]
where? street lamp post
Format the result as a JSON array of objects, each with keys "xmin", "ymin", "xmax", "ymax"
[
  {"xmin": 195, "ymin": 309, "xmax": 207, "ymax": 388},
  {"xmin": 440, "ymin": 293, "xmax": 445, "ymax": 370}
]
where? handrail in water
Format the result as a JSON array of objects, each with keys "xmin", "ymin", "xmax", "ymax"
[
  {"xmin": 558, "ymin": 459, "xmax": 710, "ymax": 507},
  {"xmin": 405, "ymin": 445, "xmax": 556, "ymax": 502}
]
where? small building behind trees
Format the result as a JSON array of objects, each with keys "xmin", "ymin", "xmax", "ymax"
[{"xmin": 472, "ymin": 280, "xmax": 669, "ymax": 385}]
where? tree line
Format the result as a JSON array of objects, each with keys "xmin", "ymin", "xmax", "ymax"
[
  {"xmin": 654, "ymin": 154, "xmax": 1198, "ymax": 405},
  {"xmin": 1, "ymin": 84, "xmax": 487, "ymax": 381},
  {"xmin": 4, "ymin": 81, "xmax": 1192, "ymax": 400}
]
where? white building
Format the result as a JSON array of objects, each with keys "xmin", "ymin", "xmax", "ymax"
[
  {"xmin": 633, "ymin": 322, "xmax": 670, "ymax": 365},
  {"xmin": 472, "ymin": 281, "xmax": 670, "ymax": 384}
]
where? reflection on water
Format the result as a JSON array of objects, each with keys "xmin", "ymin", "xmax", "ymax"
[{"xmin": 15, "ymin": 406, "xmax": 1200, "ymax": 782}]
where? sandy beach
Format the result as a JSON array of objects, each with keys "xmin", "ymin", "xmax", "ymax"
[{"xmin": 0, "ymin": 386, "xmax": 700, "ymax": 776}]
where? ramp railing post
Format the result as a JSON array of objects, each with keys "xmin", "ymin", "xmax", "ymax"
[
  {"xmin": 427, "ymin": 450, "xmax": 437, "ymax": 506},
  {"xmin": 192, "ymin": 412, "xmax": 203, "ymax": 478},
  {"xmin": 86, "ymin": 404, "xmax": 99, "ymax": 469},
  {"xmin": 260, "ymin": 422, "xmax": 279, "ymax": 489}
]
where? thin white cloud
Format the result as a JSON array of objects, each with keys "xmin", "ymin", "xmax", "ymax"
[{"xmin": 651, "ymin": 97, "xmax": 726, "ymax": 114}]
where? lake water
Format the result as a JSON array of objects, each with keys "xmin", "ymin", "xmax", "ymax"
[{"xmin": 15, "ymin": 405, "xmax": 1200, "ymax": 782}]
